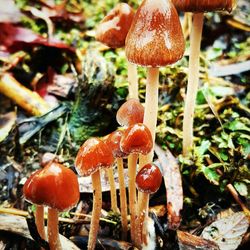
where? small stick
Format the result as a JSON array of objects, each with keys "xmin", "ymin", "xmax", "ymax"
[{"xmin": 117, "ymin": 157, "xmax": 128, "ymax": 240}]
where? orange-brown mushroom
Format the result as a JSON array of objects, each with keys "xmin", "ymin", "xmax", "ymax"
[
  {"xmin": 171, "ymin": 0, "xmax": 235, "ymax": 155},
  {"xmin": 125, "ymin": 0, "xmax": 185, "ymax": 167},
  {"xmin": 23, "ymin": 162, "xmax": 80, "ymax": 250},
  {"xmin": 95, "ymin": 3, "xmax": 138, "ymax": 99},
  {"xmin": 75, "ymin": 137, "xmax": 114, "ymax": 250}
]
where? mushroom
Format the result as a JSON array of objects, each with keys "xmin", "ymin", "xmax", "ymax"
[
  {"xmin": 75, "ymin": 137, "xmax": 114, "ymax": 250},
  {"xmin": 120, "ymin": 123, "xmax": 153, "ymax": 245},
  {"xmin": 172, "ymin": 0, "xmax": 235, "ymax": 155},
  {"xmin": 125, "ymin": 0, "xmax": 185, "ymax": 166},
  {"xmin": 104, "ymin": 129, "xmax": 129, "ymax": 240},
  {"xmin": 95, "ymin": 3, "xmax": 139, "ymax": 99},
  {"xmin": 23, "ymin": 161, "xmax": 80, "ymax": 250},
  {"xmin": 136, "ymin": 163, "xmax": 162, "ymax": 245}
]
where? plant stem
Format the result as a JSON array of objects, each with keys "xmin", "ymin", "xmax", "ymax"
[
  {"xmin": 138, "ymin": 193, "xmax": 149, "ymax": 245},
  {"xmin": 47, "ymin": 208, "xmax": 61, "ymax": 250},
  {"xmin": 88, "ymin": 171, "xmax": 102, "ymax": 250},
  {"xmin": 182, "ymin": 13, "xmax": 204, "ymax": 156},
  {"xmin": 117, "ymin": 157, "xmax": 128, "ymax": 240},
  {"xmin": 106, "ymin": 168, "xmax": 119, "ymax": 213},
  {"xmin": 127, "ymin": 153, "xmax": 138, "ymax": 244},
  {"xmin": 127, "ymin": 61, "xmax": 138, "ymax": 100},
  {"xmin": 35, "ymin": 205, "xmax": 46, "ymax": 240},
  {"xmin": 139, "ymin": 67, "xmax": 159, "ymax": 168}
]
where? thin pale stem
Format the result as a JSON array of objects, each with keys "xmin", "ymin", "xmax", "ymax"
[
  {"xmin": 106, "ymin": 168, "xmax": 119, "ymax": 213},
  {"xmin": 127, "ymin": 61, "xmax": 138, "ymax": 100},
  {"xmin": 128, "ymin": 153, "xmax": 138, "ymax": 244},
  {"xmin": 35, "ymin": 205, "xmax": 46, "ymax": 240},
  {"xmin": 182, "ymin": 13, "xmax": 204, "ymax": 156},
  {"xmin": 139, "ymin": 67, "xmax": 159, "ymax": 169},
  {"xmin": 88, "ymin": 171, "xmax": 102, "ymax": 250},
  {"xmin": 138, "ymin": 193, "xmax": 149, "ymax": 245},
  {"xmin": 47, "ymin": 208, "xmax": 61, "ymax": 250},
  {"xmin": 117, "ymin": 157, "xmax": 128, "ymax": 240}
]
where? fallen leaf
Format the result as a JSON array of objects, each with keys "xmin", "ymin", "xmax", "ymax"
[
  {"xmin": 201, "ymin": 212, "xmax": 249, "ymax": 250},
  {"xmin": 0, "ymin": 23, "xmax": 75, "ymax": 53},
  {"xmin": 0, "ymin": 112, "xmax": 16, "ymax": 142},
  {"xmin": 177, "ymin": 230, "xmax": 219, "ymax": 250},
  {"xmin": 154, "ymin": 144, "xmax": 183, "ymax": 229}
]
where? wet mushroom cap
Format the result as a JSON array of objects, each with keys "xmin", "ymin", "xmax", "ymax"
[
  {"xmin": 96, "ymin": 3, "xmax": 135, "ymax": 48},
  {"xmin": 120, "ymin": 123, "xmax": 153, "ymax": 155},
  {"xmin": 172, "ymin": 0, "xmax": 235, "ymax": 12},
  {"xmin": 104, "ymin": 130, "xmax": 129, "ymax": 158},
  {"xmin": 23, "ymin": 162, "xmax": 80, "ymax": 211},
  {"xmin": 136, "ymin": 163, "xmax": 162, "ymax": 193},
  {"xmin": 75, "ymin": 137, "xmax": 114, "ymax": 177},
  {"xmin": 116, "ymin": 98, "xmax": 144, "ymax": 127},
  {"xmin": 125, "ymin": 0, "xmax": 185, "ymax": 67}
]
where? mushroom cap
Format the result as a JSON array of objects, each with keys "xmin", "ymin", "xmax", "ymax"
[
  {"xmin": 172, "ymin": 0, "xmax": 235, "ymax": 13},
  {"xmin": 23, "ymin": 162, "xmax": 80, "ymax": 211},
  {"xmin": 104, "ymin": 130, "xmax": 129, "ymax": 158},
  {"xmin": 96, "ymin": 3, "xmax": 135, "ymax": 48},
  {"xmin": 125, "ymin": 0, "xmax": 185, "ymax": 67},
  {"xmin": 120, "ymin": 123, "xmax": 153, "ymax": 155},
  {"xmin": 116, "ymin": 98, "xmax": 144, "ymax": 127},
  {"xmin": 136, "ymin": 163, "xmax": 162, "ymax": 193},
  {"xmin": 75, "ymin": 137, "xmax": 114, "ymax": 177}
]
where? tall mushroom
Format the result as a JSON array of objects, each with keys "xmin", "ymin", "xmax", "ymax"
[
  {"xmin": 136, "ymin": 163, "xmax": 162, "ymax": 245},
  {"xmin": 75, "ymin": 137, "xmax": 114, "ymax": 250},
  {"xmin": 95, "ymin": 3, "xmax": 139, "ymax": 99},
  {"xmin": 120, "ymin": 123, "xmax": 153, "ymax": 245},
  {"xmin": 23, "ymin": 162, "xmax": 80, "ymax": 250},
  {"xmin": 125, "ymin": 0, "xmax": 185, "ymax": 167},
  {"xmin": 104, "ymin": 129, "xmax": 129, "ymax": 240},
  {"xmin": 172, "ymin": 0, "xmax": 235, "ymax": 155}
]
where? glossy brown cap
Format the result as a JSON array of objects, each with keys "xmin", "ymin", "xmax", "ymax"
[
  {"xmin": 172, "ymin": 0, "xmax": 235, "ymax": 13},
  {"xmin": 136, "ymin": 163, "xmax": 162, "ymax": 193},
  {"xmin": 120, "ymin": 123, "xmax": 153, "ymax": 155},
  {"xmin": 125, "ymin": 0, "xmax": 185, "ymax": 67},
  {"xmin": 23, "ymin": 162, "xmax": 80, "ymax": 211},
  {"xmin": 104, "ymin": 130, "xmax": 129, "ymax": 158},
  {"xmin": 116, "ymin": 98, "xmax": 144, "ymax": 127},
  {"xmin": 96, "ymin": 3, "xmax": 135, "ymax": 48},
  {"xmin": 75, "ymin": 137, "xmax": 114, "ymax": 177}
]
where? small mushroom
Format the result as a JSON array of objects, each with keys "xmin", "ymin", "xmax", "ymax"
[
  {"xmin": 104, "ymin": 129, "xmax": 129, "ymax": 240},
  {"xmin": 95, "ymin": 3, "xmax": 139, "ymax": 99},
  {"xmin": 171, "ymin": 0, "xmax": 235, "ymax": 155},
  {"xmin": 120, "ymin": 123, "xmax": 153, "ymax": 245},
  {"xmin": 125, "ymin": 0, "xmax": 185, "ymax": 166},
  {"xmin": 75, "ymin": 137, "xmax": 114, "ymax": 250},
  {"xmin": 23, "ymin": 162, "xmax": 80, "ymax": 250},
  {"xmin": 136, "ymin": 163, "xmax": 162, "ymax": 245}
]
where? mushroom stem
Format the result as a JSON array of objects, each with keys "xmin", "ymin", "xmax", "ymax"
[
  {"xmin": 47, "ymin": 208, "xmax": 62, "ymax": 250},
  {"xmin": 182, "ymin": 13, "xmax": 204, "ymax": 156},
  {"xmin": 137, "ymin": 192, "xmax": 149, "ymax": 245},
  {"xmin": 35, "ymin": 205, "xmax": 46, "ymax": 240},
  {"xmin": 117, "ymin": 157, "xmax": 128, "ymax": 240},
  {"xmin": 127, "ymin": 153, "xmax": 138, "ymax": 244},
  {"xmin": 106, "ymin": 168, "xmax": 119, "ymax": 213},
  {"xmin": 139, "ymin": 67, "xmax": 159, "ymax": 168},
  {"xmin": 88, "ymin": 170, "xmax": 102, "ymax": 250},
  {"xmin": 127, "ymin": 61, "xmax": 138, "ymax": 99}
]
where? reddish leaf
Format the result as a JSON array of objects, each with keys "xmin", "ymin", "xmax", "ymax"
[
  {"xmin": 155, "ymin": 144, "xmax": 183, "ymax": 230},
  {"xmin": 0, "ymin": 23, "xmax": 75, "ymax": 52}
]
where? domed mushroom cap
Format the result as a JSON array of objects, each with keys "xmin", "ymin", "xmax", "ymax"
[
  {"xmin": 96, "ymin": 3, "xmax": 135, "ymax": 48},
  {"xmin": 120, "ymin": 123, "xmax": 153, "ymax": 155},
  {"xmin": 116, "ymin": 98, "xmax": 144, "ymax": 127},
  {"xmin": 75, "ymin": 137, "xmax": 114, "ymax": 177},
  {"xmin": 23, "ymin": 162, "xmax": 80, "ymax": 211},
  {"xmin": 125, "ymin": 0, "xmax": 185, "ymax": 67},
  {"xmin": 136, "ymin": 163, "xmax": 162, "ymax": 193},
  {"xmin": 104, "ymin": 130, "xmax": 129, "ymax": 158},
  {"xmin": 172, "ymin": 0, "xmax": 235, "ymax": 13}
]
